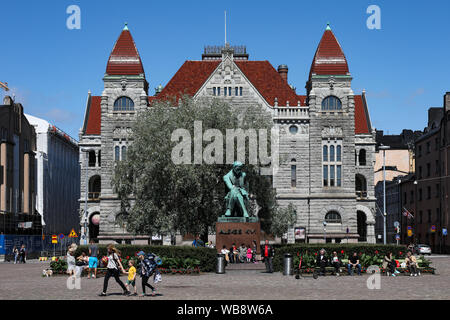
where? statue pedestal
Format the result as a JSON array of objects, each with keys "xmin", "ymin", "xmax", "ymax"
[{"xmin": 216, "ymin": 218, "xmax": 261, "ymax": 254}]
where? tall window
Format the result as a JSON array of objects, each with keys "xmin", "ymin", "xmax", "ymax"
[
  {"xmin": 114, "ymin": 146, "xmax": 120, "ymax": 161},
  {"xmin": 358, "ymin": 149, "xmax": 366, "ymax": 166},
  {"xmin": 213, "ymin": 87, "xmax": 216, "ymax": 96},
  {"xmin": 217, "ymin": 87, "xmax": 221, "ymax": 95},
  {"xmin": 228, "ymin": 87, "xmax": 232, "ymax": 96},
  {"xmin": 321, "ymin": 96, "xmax": 342, "ymax": 111},
  {"xmin": 323, "ymin": 140, "xmax": 342, "ymax": 187},
  {"xmin": 121, "ymin": 146, "xmax": 127, "ymax": 161},
  {"xmin": 224, "ymin": 87, "xmax": 227, "ymax": 96},
  {"xmin": 291, "ymin": 163, "xmax": 297, "ymax": 188},
  {"xmin": 114, "ymin": 96, "xmax": 134, "ymax": 111},
  {"xmin": 239, "ymin": 87, "xmax": 243, "ymax": 96},
  {"xmin": 235, "ymin": 87, "xmax": 238, "ymax": 96}
]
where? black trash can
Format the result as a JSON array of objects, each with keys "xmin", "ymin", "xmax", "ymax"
[
  {"xmin": 283, "ymin": 253, "xmax": 293, "ymax": 276},
  {"xmin": 216, "ymin": 254, "xmax": 226, "ymax": 274}
]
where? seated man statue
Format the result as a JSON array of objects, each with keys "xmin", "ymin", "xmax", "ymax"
[{"xmin": 223, "ymin": 161, "xmax": 250, "ymax": 217}]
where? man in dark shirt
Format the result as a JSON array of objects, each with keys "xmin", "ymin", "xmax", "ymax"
[
  {"xmin": 316, "ymin": 249, "xmax": 328, "ymax": 276},
  {"xmin": 261, "ymin": 240, "xmax": 274, "ymax": 273},
  {"xmin": 347, "ymin": 252, "xmax": 362, "ymax": 276}
]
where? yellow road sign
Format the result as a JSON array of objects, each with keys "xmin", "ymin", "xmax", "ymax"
[
  {"xmin": 69, "ymin": 229, "xmax": 78, "ymax": 238},
  {"xmin": 51, "ymin": 235, "xmax": 58, "ymax": 244}
]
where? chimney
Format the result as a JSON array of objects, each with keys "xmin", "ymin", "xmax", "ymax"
[
  {"xmin": 444, "ymin": 92, "xmax": 450, "ymax": 112},
  {"xmin": 278, "ymin": 65, "xmax": 288, "ymax": 83}
]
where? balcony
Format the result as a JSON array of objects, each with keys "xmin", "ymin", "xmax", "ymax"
[
  {"xmin": 356, "ymin": 191, "xmax": 368, "ymax": 199},
  {"xmin": 274, "ymin": 107, "xmax": 309, "ymax": 120},
  {"xmin": 88, "ymin": 192, "xmax": 101, "ymax": 200}
]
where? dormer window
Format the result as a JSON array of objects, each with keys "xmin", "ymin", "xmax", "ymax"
[
  {"xmin": 114, "ymin": 96, "xmax": 134, "ymax": 111},
  {"xmin": 321, "ymin": 96, "xmax": 342, "ymax": 111}
]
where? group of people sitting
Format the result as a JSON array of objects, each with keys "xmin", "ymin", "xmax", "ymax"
[
  {"xmin": 315, "ymin": 249, "xmax": 420, "ymax": 277},
  {"xmin": 221, "ymin": 241, "xmax": 258, "ymax": 264}
]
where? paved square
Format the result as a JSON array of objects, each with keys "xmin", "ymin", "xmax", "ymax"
[{"xmin": 1, "ymin": 256, "xmax": 449, "ymax": 300}]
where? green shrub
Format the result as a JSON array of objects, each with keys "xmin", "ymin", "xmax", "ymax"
[
  {"xmin": 272, "ymin": 244, "xmax": 409, "ymax": 272},
  {"xmin": 50, "ymin": 258, "xmax": 67, "ymax": 272},
  {"xmin": 75, "ymin": 245, "xmax": 216, "ymax": 272}
]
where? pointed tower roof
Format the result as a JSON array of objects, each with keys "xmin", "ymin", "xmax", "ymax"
[
  {"xmin": 309, "ymin": 24, "xmax": 349, "ymax": 78},
  {"xmin": 106, "ymin": 24, "xmax": 145, "ymax": 76}
]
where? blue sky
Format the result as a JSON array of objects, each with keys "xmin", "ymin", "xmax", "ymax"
[{"xmin": 1, "ymin": 0, "xmax": 449, "ymax": 138}]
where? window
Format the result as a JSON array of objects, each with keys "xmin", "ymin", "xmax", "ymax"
[
  {"xmin": 435, "ymin": 138, "xmax": 440, "ymax": 150},
  {"xmin": 436, "ymin": 208, "xmax": 440, "ymax": 222},
  {"xmin": 323, "ymin": 146, "xmax": 328, "ymax": 162},
  {"xmin": 224, "ymin": 87, "xmax": 227, "ymax": 96},
  {"xmin": 403, "ymin": 192, "xmax": 407, "ymax": 205},
  {"xmin": 291, "ymin": 164, "xmax": 297, "ymax": 188},
  {"xmin": 321, "ymin": 96, "xmax": 342, "ymax": 111},
  {"xmin": 217, "ymin": 87, "xmax": 221, "ymax": 96},
  {"xmin": 359, "ymin": 149, "xmax": 366, "ymax": 166},
  {"xmin": 356, "ymin": 174, "xmax": 367, "ymax": 198},
  {"xmin": 419, "ymin": 188, "xmax": 422, "ymax": 201},
  {"xmin": 436, "ymin": 184, "xmax": 440, "ymax": 198},
  {"xmin": 436, "ymin": 160, "xmax": 440, "ymax": 174},
  {"xmin": 114, "ymin": 96, "xmax": 134, "ymax": 111},
  {"xmin": 325, "ymin": 211, "xmax": 342, "ymax": 223},
  {"xmin": 410, "ymin": 191, "xmax": 414, "ymax": 203},
  {"xmin": 228, "ymin": 87, "xmax": 232, "ymax": 96},
  {"xmin": 336, "ymin": 146, "xmax": 341, "ymax": 162},
  {"xmin": 428, "ymin": 210, "xmax": 432, "ymax": 223},
  {"xmin": 427, "ymin": 186, "xmax": 431, "ymax": 199},
  {"xmin": 88, "ymin": 151, "xmax": 96, "ymax": 167},
  {"xmin": 98, "ymin": 151, "xmax": 101, "ymax": 167},
  {"xmin": 323, "ymin": 140, "xmax": 342, "ymax": 187},
  {"xmin": 114, "ymin": 146, "xmax": 120, "ymax": 161},
  {"xmin": 213, "ymin": 87, "xmax": 216, "ymax": 96},
  {"xmin": 419, "ymin": 211, "xmax": 423, "ymax": 223},
  {"xmin": 121, "ymin": 146, "xmax": 127, "ymax": 161},
  {"xmin": 240, "ymin": 87, "xmax": 243, "ymax": 96},
  {"xmin": 235, "ymin": 87, "xmax": 238, "ymax": 96},
  {"xmin": 289, "ymin": 125, "xmax": 298, "ymax": 134},
  {"xmin": 418, "ymin": 166, "xmax": 423, "ymax": 179},
  {"xmin": 88, "ymin": 175, "xmax": 101, "ymax": 200},
  {"xmin": 418, "ymin": 145, "xmax": 422, "ymax": 157},
  {"xmin": 426, "ymin": 142, "xmax": 431, "ymax": 153},
  {"xmin": 426, "ymin": 163, "xmax": 431, "ymax": 177}
]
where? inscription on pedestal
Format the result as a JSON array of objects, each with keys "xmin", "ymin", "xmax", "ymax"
[{"xmin": 216, "ymin": 221, "xmax": 261, "ymax": 254}]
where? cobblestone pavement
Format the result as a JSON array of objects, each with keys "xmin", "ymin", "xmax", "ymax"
[{"xmin": 1, "ymin": 256, "xmax": 449, "ymax": 300}]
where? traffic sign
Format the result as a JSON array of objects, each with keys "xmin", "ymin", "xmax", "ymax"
[
  {"xmin": 69, "ymin": 229, "xmax": 78, "ymax": 238},
  {"xmin": 407, "ymin": 226, "xmax": 412, "ymax": 230},
  {"xmin": 443, "ymin": 228, "xmax": 448, "ymax": 236},
  {"xmin": 51, "ymin": 235, "xmax": 58, "ymax": 244},
  {"xmin": 59, "ymin": 233, "xmax": 65, "ymax": 240},
  {"xmin": 407, "ymin": 230, "xmax": 412, "ymax": 237},
  {"xmin": 394, "ymin": 221, "xmax": 400, "ymax": 227},
  {"xmin": 395, "ymin": 234, "xmax": 400, "ymax": 240},
  {"xmin": 431, "ymin": 225, "xmax": 436, "ymax": 233}
]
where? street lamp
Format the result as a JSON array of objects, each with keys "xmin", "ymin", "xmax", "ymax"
[
  {"xmin": 80, "ymin": 148, "xmax": 95, "ymax": 245},
  {"xmin": 379, "ymin": 145, "xmax": 390, "ymax": 245},
  {"xmin": 323, "ymin": 221, "xmax": 327, "ymax": 243}
]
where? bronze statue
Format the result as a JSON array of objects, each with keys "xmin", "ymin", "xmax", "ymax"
[{"xmin": 223, "ymin": 161, "xmax": 250, "ymax": 217}]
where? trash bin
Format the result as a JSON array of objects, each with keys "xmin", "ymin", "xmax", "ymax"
[
  {"xmin": 216, "ymin": 253, "xmax": 226, "ymax": 274},
  {"xmin": 283, "ymin": 253, "xmax": 293, "ymax": 276}
]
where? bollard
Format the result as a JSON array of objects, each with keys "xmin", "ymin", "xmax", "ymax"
[
  {"xmin": 216, "ymin": 253, "xmax": 226, "ymax": 274},
  {"xmin": 283, "ymin": 253, "xmax": 293, "ymax": 276}
]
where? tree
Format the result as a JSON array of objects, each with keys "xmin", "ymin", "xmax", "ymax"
[
  {"xmin": 112, "ymin": 96, "xmax": 276, "ymax": 241},
  {"xmin": 270, "ymin": 203, "xmax": 297, "ymax": 238}
]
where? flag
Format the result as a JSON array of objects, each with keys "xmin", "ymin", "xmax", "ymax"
[{"xmin": 403, "ymin": 207, "xmax": 414, "ymax": 219}]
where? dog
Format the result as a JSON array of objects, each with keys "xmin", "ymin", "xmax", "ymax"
[{"xmin": 42, "ymin": 269, "xmax": 53, "ymax": 277}]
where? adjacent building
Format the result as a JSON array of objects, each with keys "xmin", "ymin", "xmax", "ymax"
[
  {"xmin": 79, "ymin": 24, "xmax": 376, "ymax": 244},
  {"xmin": 25, "ymin": 114, "xmax": 80, "ymax": 236},
  {"xmin": 0, "ymin": 96, "xmax": 40, "ymax": 235}
]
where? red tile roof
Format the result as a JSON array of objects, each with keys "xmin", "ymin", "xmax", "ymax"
[
  {"xmin": 354, "ymin": 95, "xmax": 370, "ymax": 134},
  {"xmin": 106, "ymin": 29, "xmax": 145, "ymax": 75},
  {"xmin": 309, "ymin": 28, "xmax": 349, "ymax": 78},
  {"xmin": 156, "ymin": 61, "xmax": 221, "ymax": 101},
  {"xmin": 85, "ymin": 96, "xmax": 101, "ymax": 135},
  {"xmin": 235, "ymin": 61, "xmax": 305, "ymax": 106}
]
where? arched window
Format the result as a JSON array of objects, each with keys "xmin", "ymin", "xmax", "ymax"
[
  {"xmin": 323, "ymin": 145, "xmax": 328, "ymax": 162},
  {"xmin": 321, "ymin": 96, "xmax": 342, "ymax": 111},
  {"xmin": 114, "ymin": 146, "xmax": 120, "ymax": 161},
  {"xmin": 325, "ymin": 211, "xmax": 342, "ymax": 223},
  {"xmin": 88, "ymin": 175, "xmax": 101, "ymax": 200},
  {"xmin": 114, "ymin": 96, "xmax": 134, "ymax": 111},
  {"xmin": 121, "ymin": 146, "xmax": 127, "ymax": 161},
  {"xmin": 88, "ymin": 151, "xmax": 96, "ymax": 167},
  {"xmin": 336, "ymin": 145, "xmax": 341, "ymax": 162},
  {"xmin": 359, "ymin": 149, "xmax": 366, "ymax": 166},
  {"xmin": 330, "ymin": 145, "xmax": 335, "ymax": 162},
  {"xmin": 355, "ymin": 174, "xmax": 367, "ymax": 198},
  {"xmin": 291, "ymin": 159, "xmax": 297, "ymax": 188}
]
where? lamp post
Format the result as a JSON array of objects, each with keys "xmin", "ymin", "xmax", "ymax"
[
  {"xmin": 323, "ymin": 221, "xmax": 327, "ymax": 243},
  {"xmin": 379, "ymin": 145, "xmax": 390, "ymax": 245},
  {"xmin": 80, "ymin": 148, "xmax": 94, "ymax": 245}
]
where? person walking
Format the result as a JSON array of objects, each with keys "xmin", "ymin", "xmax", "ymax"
[
  {"xmin": 246, "ymin": 245, "xmax": 252, "ymax": 263},
  {"xmin": 99, "ymin": 244, "xmax": 129, "ymax": 297},
  {"xmin": 124, "ymin": 260, "xmax": 138, "ymax": 296},
  {"xmin": 66, "ymin": 243, "xmax": 77, "ymax": 276},
  {"xmin": 137, "ymin": 251, "xmax": 157, "ymax": 297},
  {"xmin": 19, "ymin": 245, "xmax": 26, "ymax": 263},
  {"xmin": 261, "ymin": 240, "xmax": 274, "ymax": 273},
  {"xmin": 12, "ymin": 246, "xmax": 19, "ymax": 264},
  {"xmin": 88, "ymin": 239, "xmax": 98, "ymax": 279}
]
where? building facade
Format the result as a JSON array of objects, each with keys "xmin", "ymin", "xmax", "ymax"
[
  {"xmin": 79, "ymin": 24, "xmax": 376, "ymax": 244},
  {"xmin": 0, "ymin": 96, "xmax": 41, "ymax": 235},
  {"xmin": 25, "ymin": 114, "xmax": 80, "ymax": 236}
]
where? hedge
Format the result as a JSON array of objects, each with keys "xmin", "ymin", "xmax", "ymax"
[
  {"xmin": 75, "ymin": 245, "xmax": 217, "ymax": 272},
  {"xmin": 271, "ymin": 244, "xmax": 415, "ymax": 272}
]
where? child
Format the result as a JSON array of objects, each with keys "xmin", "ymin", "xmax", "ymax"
[
  {"xmin": 246, "ymin": 246, "xmax": 252, "ymax": 263},
  {"xmin": 137, "ymin": 251, "xmax": 157, "ymax": 297},
  {"xmin": 125, "ymin": 260, "xmax": 138, "ymax": 296}
]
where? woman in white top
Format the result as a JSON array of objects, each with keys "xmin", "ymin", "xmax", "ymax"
[
  {"xmin": 99, "ymin": 244, "xmax": 129, "ymax": 296},
  {"xmin": 66, "ymin": 243, "xmax": 77, "ymax": 276},
  {"xmin": 221, "ymin": 246, "xmax": 230, "ymax": 265}
]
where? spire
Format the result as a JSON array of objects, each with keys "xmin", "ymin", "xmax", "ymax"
[
  {"xmin": 309, "ymin": 26, "xmax": 349, "ymax": 79},
  {"xmin": 106, "ymin": 25, "xmax": 145, "ymax": 76}
]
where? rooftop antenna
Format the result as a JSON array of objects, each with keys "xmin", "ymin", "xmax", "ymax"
[{"xmin": 224, "ymin": 10, "xmax": 227, "ymax": 45}]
